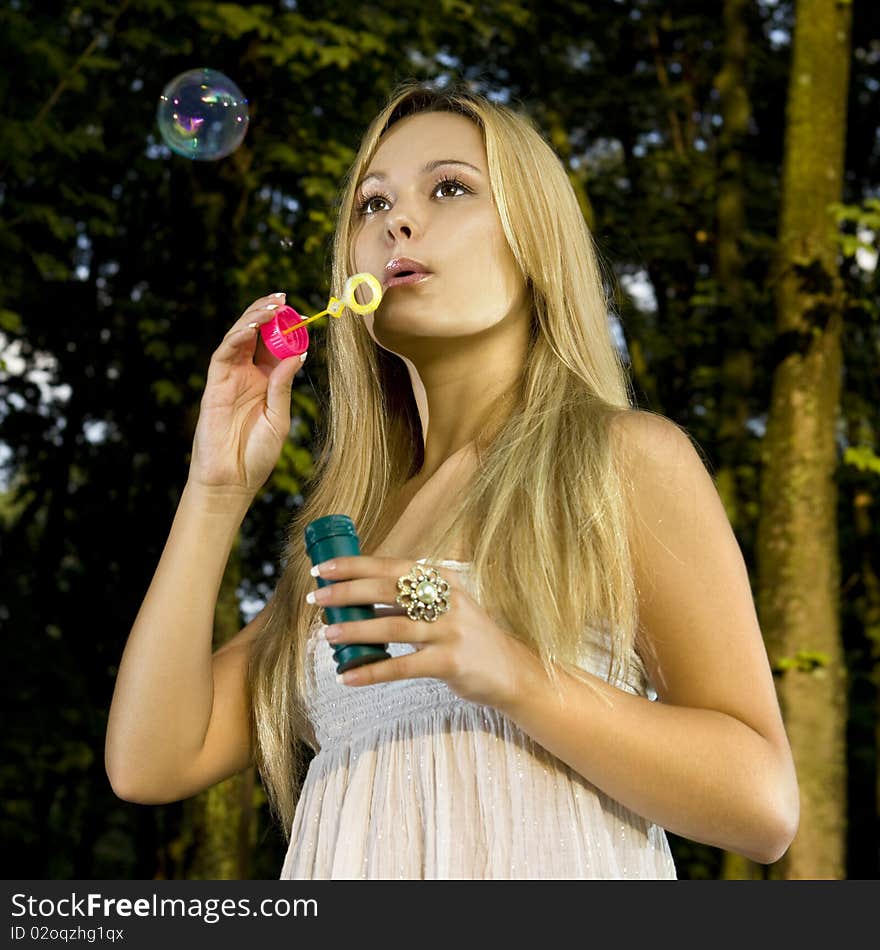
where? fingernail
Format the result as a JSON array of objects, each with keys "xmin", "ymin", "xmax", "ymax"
[
  {"xmin": 336, "ymin": 673, "xmax": 350, "ymax": 685},
  {"xmin": 247, "ymin": 322, "xmax": 260, "ymax": 329},
  {"xmin": 266, "ymin": 304, "xmax": 279, "ymax": 310},
  {"xmin": 273, "ymin": 292, "xmax": 286, "ymax": 298},
  {"xmin": 299, "ymin": 351, "xmax": 308, "ymax": 363}
]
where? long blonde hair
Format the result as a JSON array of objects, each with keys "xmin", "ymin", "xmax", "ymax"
[{"xmin": 248, "ymin": 79, "xmax": 649, "ymax": 840}]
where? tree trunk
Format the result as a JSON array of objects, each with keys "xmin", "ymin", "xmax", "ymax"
[{"xmin": 755, "ymin": 0, "xmax": 853, "ymax": 880}]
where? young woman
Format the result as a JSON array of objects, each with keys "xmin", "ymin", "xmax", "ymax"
[{"xmin": 106, "ymin": 80, "xmax": 799, "ymax": 879}]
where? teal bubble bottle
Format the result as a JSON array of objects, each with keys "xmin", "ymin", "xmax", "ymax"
[{"xmin": 304, "ymin": 514, "xmax": 391, "ymax": 674}]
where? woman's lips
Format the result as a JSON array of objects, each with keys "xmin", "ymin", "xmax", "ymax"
[{"xmin": 384, "ymin": 272, "xmax": 433, "ymax": 289}]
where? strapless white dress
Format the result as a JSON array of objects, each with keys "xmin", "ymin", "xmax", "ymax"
[{"xmin": 279, "ymin": 559, "xmax": 678, "ymax": 879}]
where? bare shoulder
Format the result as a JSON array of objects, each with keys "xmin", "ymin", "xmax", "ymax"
[
  {"xmin": 608, "ymin": 409, "xmax": 716, "ymax": 551},
  {"xmin": 609, "ymin": 408, "xmax": 708, "ymax": 475},
  {"xmin": 608, "ymin": 407, "xmax": 733, "ymax": 624},
  {"xmin": 608, "ymin": 409, "xmax": 792, "ymax": 751}
]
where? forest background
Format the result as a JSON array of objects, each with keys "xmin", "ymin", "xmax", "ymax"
[{"xmin": 1, "ymin": 0, "xmax": 877, "ymax": 880}]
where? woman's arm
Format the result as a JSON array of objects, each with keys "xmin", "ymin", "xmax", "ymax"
[
  {"xmin": 105, "ymin": 482, "xmax": 254, "ymax": 800},
  {"xmin": 497, "ymin": 411, "xmax": 800, "ymax": 865}
]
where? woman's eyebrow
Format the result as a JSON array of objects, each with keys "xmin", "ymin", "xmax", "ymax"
[{"xmin": 360, "ymin": 159, "xmax": 484, "ymax": 187}]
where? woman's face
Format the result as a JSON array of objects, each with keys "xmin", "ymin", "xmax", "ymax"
[{"xmin": 351, "ymin": 111, "xmax": 529, "ymax": 355}]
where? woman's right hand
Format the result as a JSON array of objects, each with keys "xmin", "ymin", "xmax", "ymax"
[{"xmin": 189, "ymin": 292, "xmax": 308, "ymax": 496}]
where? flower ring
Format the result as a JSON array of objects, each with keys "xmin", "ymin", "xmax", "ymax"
[{"xmin": 395, "ymin": 564, "xmax": 451, "ymax": 623}]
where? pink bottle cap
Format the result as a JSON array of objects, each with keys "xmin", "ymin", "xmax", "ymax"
[{"xmin": 260, "ymin": 305, "xmax": 310, "ymax": 359}]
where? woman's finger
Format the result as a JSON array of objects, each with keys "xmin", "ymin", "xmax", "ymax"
[
  {"xmin": 336, "ymin": 648, "xmax": 429, "ymax": 687},
  {"xmin": 223, "ymin": 304, "xmax": 278, "ymax": 343},
  {"xmin": 241, "ymin": 292, "xmax": 286, "ymax": 321},
  {"xmin": 308, "ymin": 575, "xmax": 430, "ymax": 613},
  {"xmin": 264, "ymin": 350, "xmax": 307, "ymax": 423},
  {"xmin": 322, "ymin": 614, "xmax": 431, "ymax": 646},
  {"xmin": 311, "ymin": 555, "xmax": 454, "ymax": 584}
]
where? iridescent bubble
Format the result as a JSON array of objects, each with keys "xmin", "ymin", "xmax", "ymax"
[{"xmin": 156, "ymin": 68, "xmax": 249, "ymax": 161}]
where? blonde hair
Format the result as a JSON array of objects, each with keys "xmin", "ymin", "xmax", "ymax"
[{"xmin": 247, "ymin": 79, "xmax": 650, "ymax": 841}]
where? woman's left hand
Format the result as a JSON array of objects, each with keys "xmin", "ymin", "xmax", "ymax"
[{"xmin": 308, "ymin": 555, "xmax": 535, "ymax": 709}]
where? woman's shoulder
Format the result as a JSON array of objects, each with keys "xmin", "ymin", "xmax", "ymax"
[
  {"xmin": 608, "ymin": 408, "xmax": 706, "ymax": 472},
  {"xmin": 609, "ymin": 407, "xmax": 684, "ymax": 439}
]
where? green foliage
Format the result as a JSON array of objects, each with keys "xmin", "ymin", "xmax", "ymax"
[
  {"xmin": 151, "ymin": 378, "xmax": 184, "ymax": 406},
  {"xmin": 270, "ymin": 440, "xmax": 314, "ymax": 496},
  {"xmin": 774, "ymin": 650, "xmax": 833, "ymax": 676},
  {"xmin": 0, "ymin": 310, "xmax": 23, "ymax": 333},
  {"xmin": 831, "ymin": 199, "xmax": 880, "ymax": 259},
  {"xmin": 844, "ymin": 445, "xmax": 880, "ymax": 477}
]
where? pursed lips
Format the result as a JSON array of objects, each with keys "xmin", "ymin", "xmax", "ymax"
[
  {"xmin": 383, "ymin": 269, "xmax": 433, "ymax": 288},
  {"xmin": 383, "ymin": 256, "xmax": 432, "ymax": 284},
  {"xmin": 385, "ymin": 261, "xmax": 431, "ymax": 288}
]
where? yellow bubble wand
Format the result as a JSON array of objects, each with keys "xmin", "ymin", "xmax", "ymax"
[
  {"xmin": 259, "ymin": 272, "xmax": 383, "ymax": 359},
  {"xmin": 282, "ymin": 272, "xmax": 383, "ymax": 334}
]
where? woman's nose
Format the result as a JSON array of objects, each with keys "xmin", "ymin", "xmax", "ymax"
[
  {"xmin": 386, "ymin": 211, "xmax": 414, "ymax": 240},
  {"xmin": 385, "ymin": 194, "xmax": 420, "ymax": 241},
  {"xmin": 387, "ymin": 220, "xmax": 413, "ymax": 240}
]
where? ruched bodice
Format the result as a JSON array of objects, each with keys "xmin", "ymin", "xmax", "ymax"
[{"xmin": 279, "ymin": 559, "xmax": 677, "ymax": 879}]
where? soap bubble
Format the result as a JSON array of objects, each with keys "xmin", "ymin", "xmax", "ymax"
[{"xmin": 156, "ymin": 68, "xmax": 249, "ymax": 161}]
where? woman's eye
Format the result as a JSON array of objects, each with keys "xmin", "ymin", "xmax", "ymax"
[
  {"xmin": 358, "ymin": 178, "xmax": 469, "ymax": 216},
  {"xmin": 361, "ymin": 195, "xmax": 388, "ymax": 214},
  {"xmin": 436, "ymin": 179, "xmax": 466, "ymax": 198}
]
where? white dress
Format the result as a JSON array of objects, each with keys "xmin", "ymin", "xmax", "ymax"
[{"xmin": 280, "ymin": 559, "xmax": 678, "ymax": 879}]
